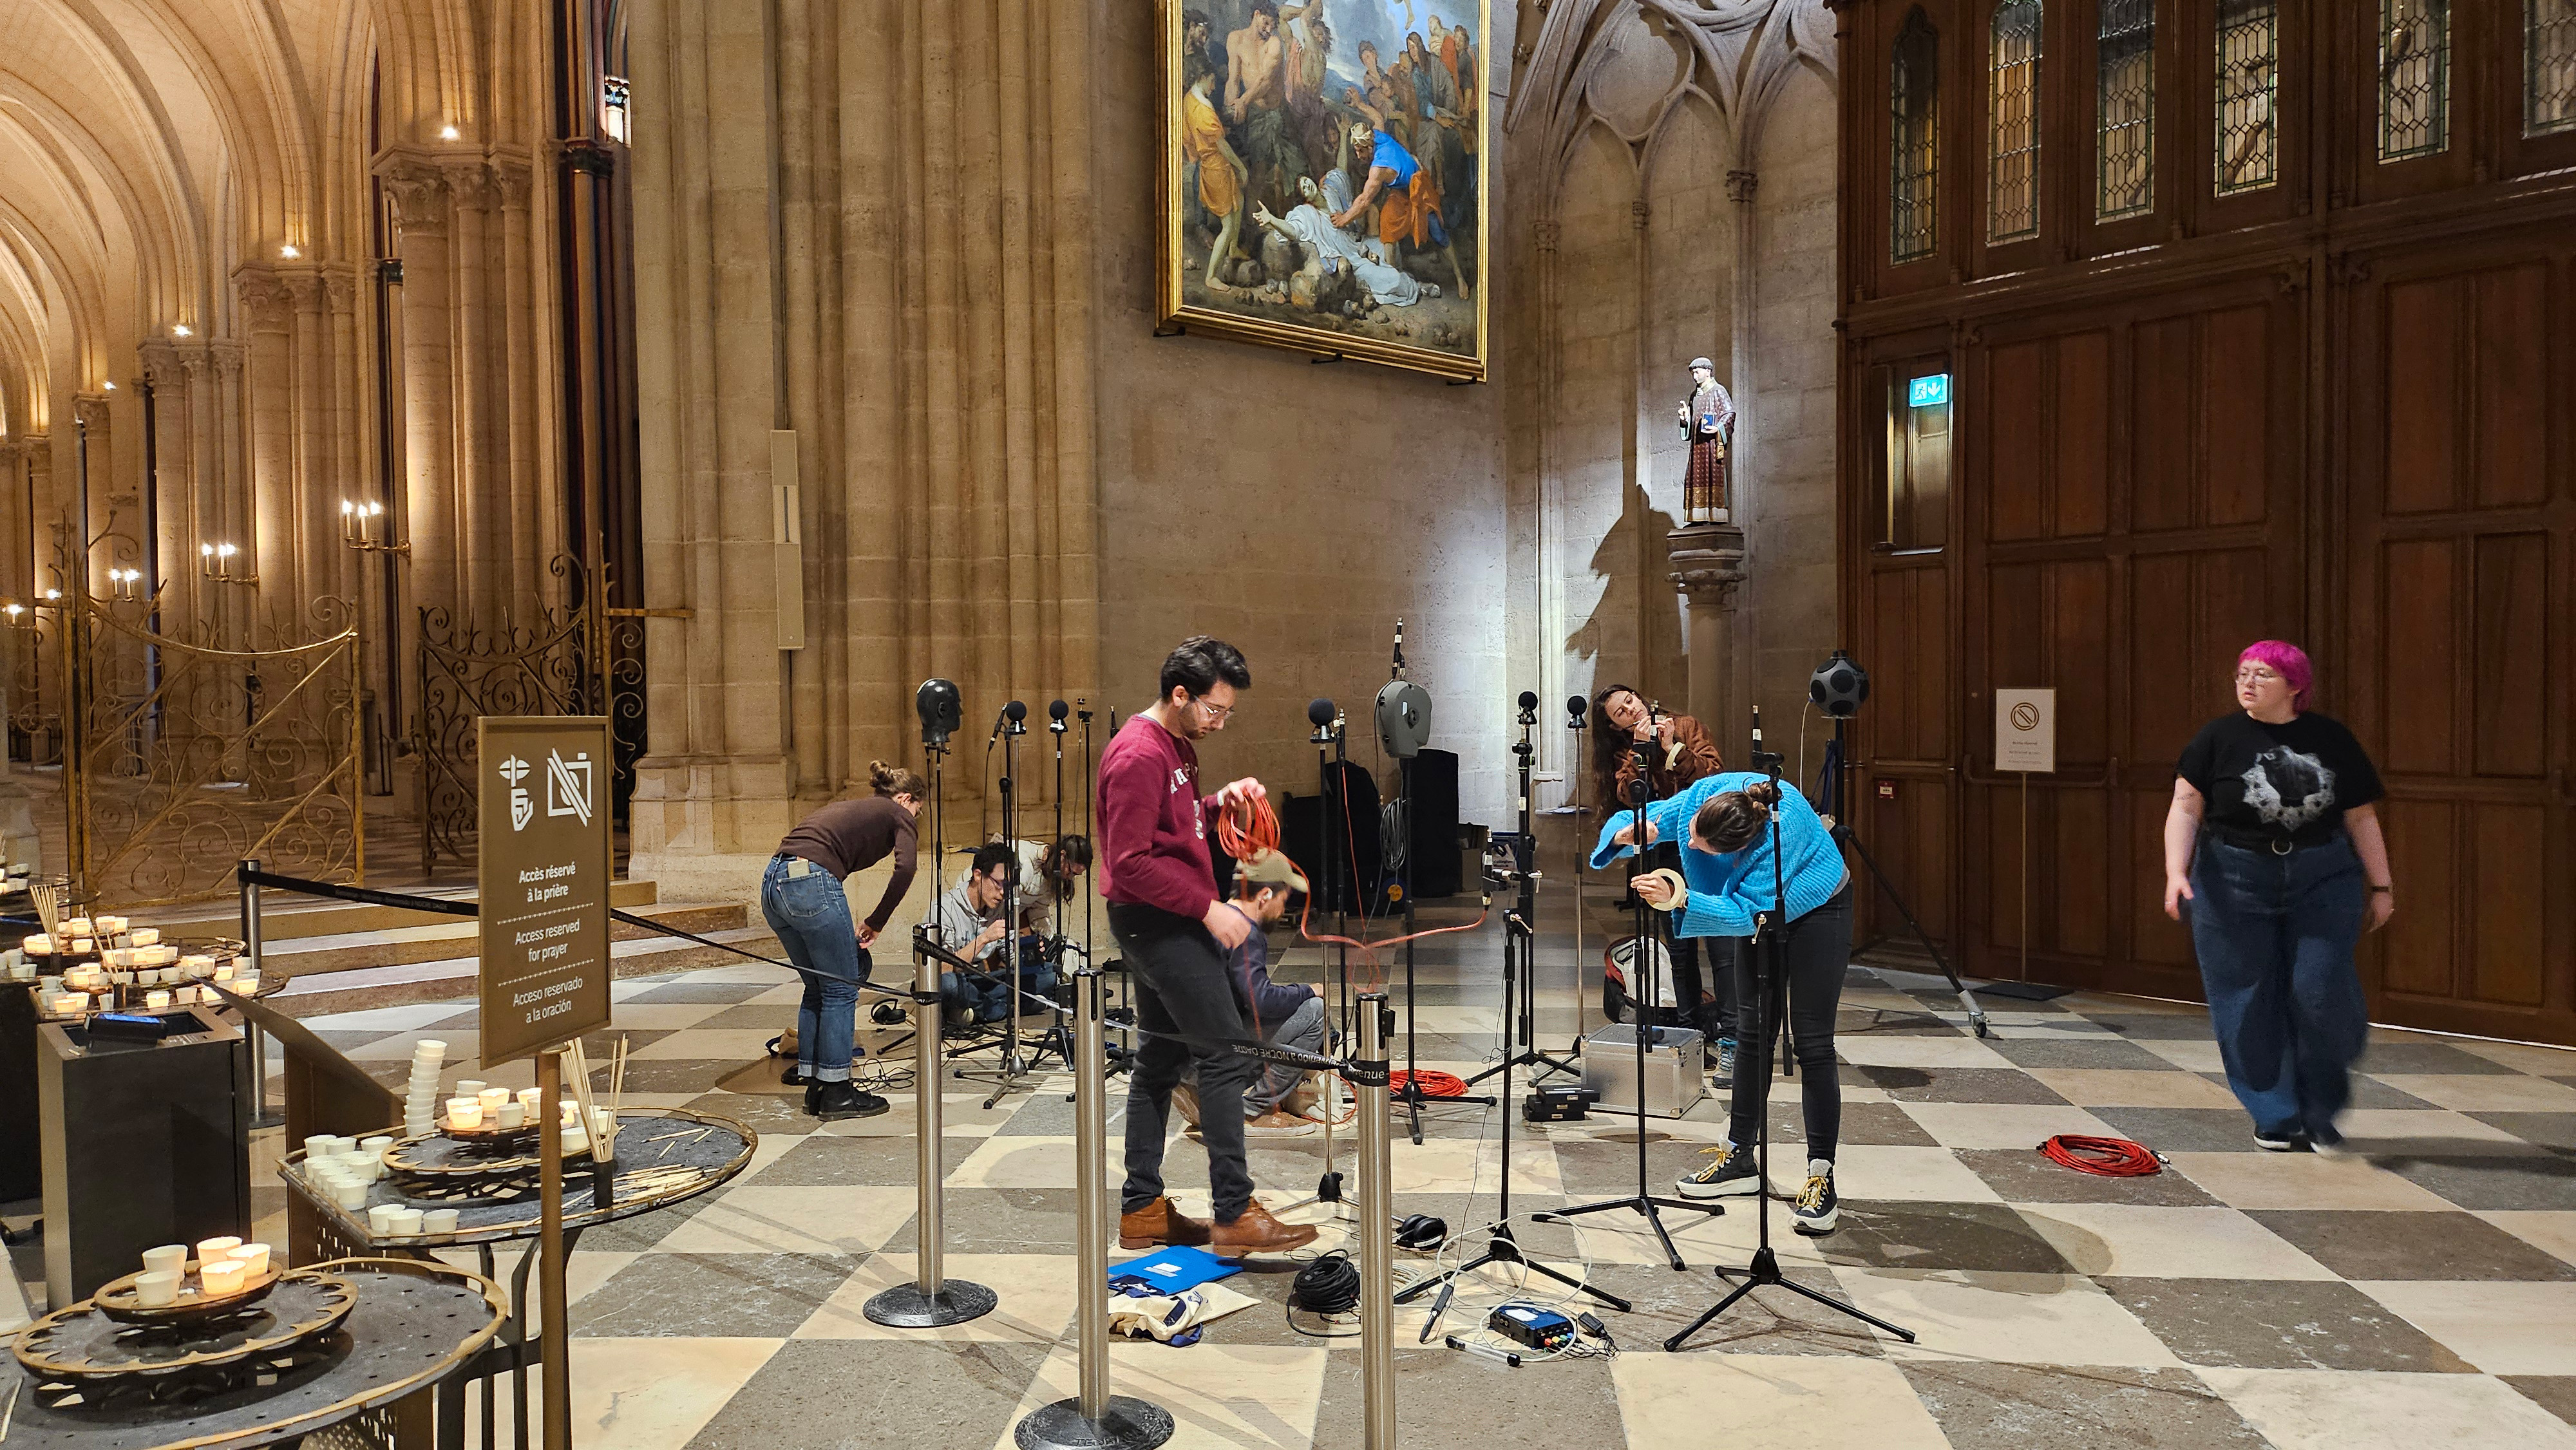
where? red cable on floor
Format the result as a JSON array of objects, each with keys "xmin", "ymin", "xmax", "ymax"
[
  {"xmin": 1390, "ymin": 1069, "xmax": 1470, "ymax": 1098},
  {"xmin": 2039, "ymin": 1135, "xmax": 2164, "ymax": 1176}
]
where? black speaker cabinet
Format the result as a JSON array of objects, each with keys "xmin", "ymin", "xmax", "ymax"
[
  {"xmin": 2, "ymin": 985, "xmax": 40, "ymax": 1201},
  {"xmin": 1283, "ymin": 760, "xmax": 1385, "ymax": 917},
  {"xmin": 39, "ymin": 1006, "xmax": 253, "ymax": 1305},
  {"xmin": 1405, "ymin": 749, "xmax": 1462, "ymax": 899}
]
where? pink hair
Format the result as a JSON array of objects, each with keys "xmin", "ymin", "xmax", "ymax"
[{"xmin": 2239, "ymin": 640, "xmax": 2313, "ymax": 711}]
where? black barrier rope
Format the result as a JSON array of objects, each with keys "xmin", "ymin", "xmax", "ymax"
[{"xmin": 235, "ymin": 865, "xmax": 1378, "ymax": 1085}]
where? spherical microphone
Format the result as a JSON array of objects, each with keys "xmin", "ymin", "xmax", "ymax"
[
  {"xmin": 1308, "ymin": 698, "xmax": 1337, "ymax": 728},
  {"xmin": 1518, "ymin": 691, "xmax": 1539, "ymax": 711},
  {"xmin": 1566, "ymin": 694, "xmax": 1590, "ymax": 723},
  {"xmin": 1005, "ymin": 700, "xmax": 1027, "ymax": 722},
  {"xmin": 1048, "ymin": 699, "xmax": 1069, "ymax": 721}
]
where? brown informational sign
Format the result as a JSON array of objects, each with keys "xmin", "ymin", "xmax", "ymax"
[{"xmin": 478, "ymin": 717, "xmax": 612, "ymax": 1064}]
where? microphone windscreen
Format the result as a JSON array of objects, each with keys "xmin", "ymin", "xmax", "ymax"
[
  {"xmin": 1048, "ymin": 699, "xmax": 1069, "ymax": 721},
  {"xmin": 1005, "ymin": 700, "xmax": 1028, "ymax": 721},
  {"xmin": 1308, "ymin": 698, "xmax": 1336, "ymax": 726},
  {"xmin": 1567, "ymin": 695, "xmax": 1590, "ymax": 719},
  {"xmin": 1518, "ymin": 690, "xmax": 1539, "ymax": 711}
]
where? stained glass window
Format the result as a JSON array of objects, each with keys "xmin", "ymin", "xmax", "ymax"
[
  {"xmin": 2097, "ymin": 0, "xmax": 2154, "ymax": 218},
  {"xmin": 1989, "ymin": 1, "xmax": 2043, "ymax": 241},
  {"xmin": 1893, "ymin": 9, "xmax": 1941, "ymax": 262},
  {"xmin": 2214, "ymin": 0, "xmax": 2277, "ymax": 194},
  {"xmin": 2527, "ymin": 0, "xmax": 2576, "ymax": 135},
  {"xmin": 2379, "ymin": 0, "xmax": 2450, "ymax": 161}
]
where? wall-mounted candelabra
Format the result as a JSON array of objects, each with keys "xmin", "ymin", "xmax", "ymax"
[
  {"xmin": 341, "ymin": 500, "xmax": 408, "ymax": 556},
  {"xmin": 200, "ymin": 542, "xmax": 259, "ymax": 587}
]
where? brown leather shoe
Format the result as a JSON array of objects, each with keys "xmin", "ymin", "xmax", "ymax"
[
  {"xmin": 1209, "ymin": 1200, "xmax": 1319, "ymax": 1257},
  {"xmin": 1117, "ymin": 1196, "xmax": 1211, "ymax": 1250},
  {"xmin": 1168, "ymin": 1082, "xmax": 1203, "ymax": 1129},
  {"xmin": 1244, "ymin": 1110, "xmax": 1318, "ymax": 1137}
]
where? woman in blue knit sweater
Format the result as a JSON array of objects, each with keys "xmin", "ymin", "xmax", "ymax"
[{"xmin": 1593, "ymin": 771, "xmax": 1854, "ymax": 1233}]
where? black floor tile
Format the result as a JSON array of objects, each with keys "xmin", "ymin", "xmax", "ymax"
[
  {"xmin": 2248, "ymin": 1209, "xmax": 2576, "ymax": 1281},
  {"xmin": 570, "ymin": 1251, "xmax": 856, "ymax": 1337},
  {"xmin": 2104, "ymin": 1277, "xmax": 2476, "ymax": 1371},
  {"xmin": 2377, "ymin": 1151, "xmax": 2576, "ymax": 1211},
  {"xmin": 683, "ymin": 1340, "xmax": 1047, "ymax": 1450},
  {"xmin": 1900, "ymin": 1362, "xmax": 2269, "ymax": 1449},
  {"xmin": 1859, "ymin": 1066, "xmax": 2074, "ymax": 1106},
  {"xmin": 1957, "ymin": 1149, "xmax": 2222, "ymax": 1206},
  {"xmin": 1812, "ymin": 1200, "xmax": 2076, "ymax": 1274}
]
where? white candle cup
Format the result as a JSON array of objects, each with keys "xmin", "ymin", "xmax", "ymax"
[
  {"xmin": 144, "ymin": 990, "xmax": 170, "ymax": 1010},
  {"xmin": 130, "ymin": 927, "xmax": 160, "ymax": 947},
  {"xmin": 359, "ymin": 1136, "xmax": 392, "ymax": 1153},
  {"xmin": 310, "ymin": 1135, "xmax": 348, "ymax": 1156},
  {"xmin": 7, "ymin": 963, "xmax": 30, "ymax": 982},
  {"xmin": 133, "ymin": 1270, "xmax": 180, "ymax": 1307},
  {"xmin": 233, "ymin": 974, "xmax": 259, "ymax": 993},
  {"xmin": 200, "ymin": 1260, "xmax": 246, "ymax": 1295},
  {"xmin": 496, "ymin": 1102, "xmax": 524, "ymax": 1128},
  {"xmin": 332, "ymin": 1178, "xmax": 368, "ymax": 1209},
  {"xmin": 96, "ymin": 915, "xmax": 125, "ymax": 935},
  {"xmin": 384, "ymin": 1209, "xmax": 424, "ymax": 1236},
  {"xmin": 422, "ymin": 1209, "xmax": 461, "ymax": 1234},
  {"xmin": 69, "ymin": 938, "xmax": 94, "ymax": 955},
  {"xmin": 446, "ymin": 1100, "xmax": 482, "ymax": 1130},
  {"xmin": 210, "ymin": 963, "xmax": 233, "ymax": 981},
  {"xmin": 455, "ymin": 1079, "xmax": 486, "ymax": 1097},
  {"xmin": 229, "ymin": 1243, "xmax": 272, "ymax": 1276},
  {"xmin": 415, "ymin": 1039, "xmax": 448, "ymax": 1057},
  {"xmin": 562, "ymin": 1127, "xmax": 588, "ymax": 1156},
  {"xmin": 366, "ymin": 1203, "xmax": 401, "ymax": 1232},
  {"xmin": 21, "ymin": 934, "xmax": 48, "ymax": 953},
  {"xmin": 476, "ymin": 1087, "xmax": 510, "ymax": 1113},
  {"xmin": 142, "ymin": 1244, "xmax": 189, "ymax": 1277},
  {"xmin": 518, "ymin": 1087, "xmax": 543, "ymax": 1110},
  {"xmin": 102, "ymin": 948, "xmax": 130, "ymax": 968},
  {"xmin": 61, "ymin": 918, "xmax": 91, "ymax": 937},
  {"xmin": 195, "ymin": 1235, "xmax": 242, "ymax": 1262}
]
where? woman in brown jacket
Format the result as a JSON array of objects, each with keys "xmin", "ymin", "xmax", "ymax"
[{"xmin": 1590, "ymin": 685, "xmax": 1739, "ymax": 1076}]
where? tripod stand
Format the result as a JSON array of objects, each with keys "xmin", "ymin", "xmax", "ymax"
[
  {"xmin": 957, "ymin": 702, "xmax": 1059, "ymax": 1109},
  {"xmin": 1402, "ymin": 694, "xmax": 1625, "ymax": 1314},
  {"xmin": 1817, "ymin": 717, "xmax": 1989, "ymax": 1037},
  {"xmin": 1665, "ymin": 722, "xmax": 1913, "ymax": 1351},
  {"xmin": 1466, "ymin": 694, "xmax": 1581, "ymax": 1094},
  {"xmin": 1282, "ymin": 699, "xmax": 1356, "ymax": 1219},
  {"xmin": 1542, "ymin": 702, "xmax": 1719, "ymax": 1271}
]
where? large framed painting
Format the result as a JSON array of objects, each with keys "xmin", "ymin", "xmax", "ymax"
[{"xmin": 1159, "ymin": 0, "xmax": 1490, "ymax": 383}]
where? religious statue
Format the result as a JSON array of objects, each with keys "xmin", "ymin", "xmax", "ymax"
[{"xmin": 1677, "ymin": 356, "xmax": 1734, "ymax": 524}]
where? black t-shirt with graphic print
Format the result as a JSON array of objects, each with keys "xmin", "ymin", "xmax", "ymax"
[{"xmin": 2176, "ymin": 711, "xmax": 2384, "ymax": 849}]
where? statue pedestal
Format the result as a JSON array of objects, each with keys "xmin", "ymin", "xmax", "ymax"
[{"xmin": 1667, "ymin": 523, "xmax": 1747, "ymax": 749}]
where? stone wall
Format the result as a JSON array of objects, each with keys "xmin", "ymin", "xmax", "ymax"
[{"xmin": 1086, "ymin": 1, "xmax": 1522, "ymax": 831}]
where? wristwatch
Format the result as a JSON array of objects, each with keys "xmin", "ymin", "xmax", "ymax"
[{"xmin": 2368, "ymin": 885, "xmax": 2393, "ymax": 895}]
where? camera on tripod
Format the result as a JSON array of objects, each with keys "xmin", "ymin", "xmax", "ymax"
[{"xmin": 1478, "ymin": 833, "xmax": 1535, "ymax": 891}]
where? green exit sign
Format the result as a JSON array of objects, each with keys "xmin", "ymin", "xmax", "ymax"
[{"xmin": 1908, "ymin": 373, "xmax": 1951, "ymax": 408}]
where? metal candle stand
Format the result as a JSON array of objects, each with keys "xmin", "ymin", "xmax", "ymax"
[
  {"xmin": 863, "ymin": 925, "xmax": 998, "ymax": 1329},
  {"xmin": 1013, "ymin": 962, "xmax": 1173, "ymax": 1450}
]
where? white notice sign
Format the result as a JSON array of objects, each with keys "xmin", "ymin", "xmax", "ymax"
[{"xmin": 1995, "ymin": 688, "xmax": 2057, "ymax": 774}]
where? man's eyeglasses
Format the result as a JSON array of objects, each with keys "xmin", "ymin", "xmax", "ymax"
[{"xmin": 1190, "ymin": 696, "xmax": 1234, "ymax": 724}]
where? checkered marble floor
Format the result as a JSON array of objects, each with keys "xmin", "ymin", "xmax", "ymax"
[{"xmin": 254, "ymin": 909, "xmax": 2576, "ymax": 1450}]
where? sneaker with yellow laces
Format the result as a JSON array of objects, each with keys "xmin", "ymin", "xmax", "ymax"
[
  {"xmin": 1674, "ymin": 1142, "xmax": 1762, "ymax": 1200},
  {"xmin": 1792, "ymin": 1158, "xmax": 1839, "ymax": 1235}
]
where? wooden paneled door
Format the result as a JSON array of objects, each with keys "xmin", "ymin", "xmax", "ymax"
[
  {"xmin": 1956, "ymin": 280, "xmax": 2307, "ymax": 1003},
  {"xmin": 2342, "ymin": 243, "xmax": 2576, "ymax": 1046}
]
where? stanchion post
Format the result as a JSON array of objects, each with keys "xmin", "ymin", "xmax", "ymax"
[
  {"xmin": 1356, "ymin": 990, "xmax": 1396, "ymax": 1450},
  {"xmin": 864, "ymin": 939, "xmax": 996, "ymax": 1327},
  {"xmin": 238, "ymin": 858, "xmax": 279, "ymax": 1127},
  {"xmin": 1014, "ymin": 962, "xmax": 1172, "ymax": 1450}
]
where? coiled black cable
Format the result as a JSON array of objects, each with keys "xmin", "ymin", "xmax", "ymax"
[{"xmin": 1290, "ymin": 1251, "xmax": 1363, "ymax": 1316}]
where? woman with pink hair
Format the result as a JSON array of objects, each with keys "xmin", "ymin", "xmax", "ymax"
[{"xmin": 2161, "ymin": 641, "xmax": 2396, "ymax": 1152}]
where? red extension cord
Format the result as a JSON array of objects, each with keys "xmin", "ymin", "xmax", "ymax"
[{"xmin": 2039, "ymin": 1135, "xmax": 2164, "ymax": 1176}]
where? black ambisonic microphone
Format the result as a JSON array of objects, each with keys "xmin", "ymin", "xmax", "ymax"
[
  {"xmin": 1567, "ymin": 694, "xmax": 1589, "ymax": 729},
  {"xmin": 1308, "ymin": 698, "xmax": 1336, "ymax": 727},
  {"xmin": 1048, "ymin": 699, "xmax": 1069, "ymax": 733},
  {"xmin": 990, "ymin": 699, "xmax": 1028, "ymax": 742},
  {"xmin": 1517, "ymin": 690, "xmax": 1538, "ymax": 726}
]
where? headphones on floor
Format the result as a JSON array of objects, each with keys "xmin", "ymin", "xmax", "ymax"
[{"xmin": 1394, "ymin": 1213, "xmax": 1449, "ymax": 1252}]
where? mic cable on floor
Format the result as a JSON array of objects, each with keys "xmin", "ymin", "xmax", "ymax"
[{"xmin": 2039, "ymin": 1134, "xmax": 2163, "ymax": 1176}]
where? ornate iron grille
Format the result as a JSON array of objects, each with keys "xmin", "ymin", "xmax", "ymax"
[
  {"xmin": 2528, "ymin": 0, "xmax": 2576, "ymax": 135},
  {"xmin": 1989, "ymin": 1, "xmax": 2044, "ymax": 241},
  {"xmin": 2097, "ymin": 0, "xmax": 2155, "ymax": 218},
  {"xmin": 1893, "ymin": 8, "xmax": 1942, "ymax": 263},
  {"xmin": 2379, "ymin": 0, "xmax": 2450, "ymax": 161},
  {"xmin": 2214, "ymin": 0, "xmax": 2278, "ymax": 194}
]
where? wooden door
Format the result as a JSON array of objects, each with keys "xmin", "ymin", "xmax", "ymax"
[
  {"xmin": 1958, "ymin": 281, "xmax": 2307, "ymax": 1000},
  {"xmin": 2343, "ymin": 245, "xmax": 2576, "ymax": 1045}
]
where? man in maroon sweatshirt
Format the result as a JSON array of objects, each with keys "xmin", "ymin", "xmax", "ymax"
[{"xmin": 1103, "ymin": 636, "xmax": 1319, "ymax": 1256}]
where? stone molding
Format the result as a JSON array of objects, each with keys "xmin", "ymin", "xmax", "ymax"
[{"xmin": 1668, "ymin": 522, "xmax": 1748, "ymax": 610}]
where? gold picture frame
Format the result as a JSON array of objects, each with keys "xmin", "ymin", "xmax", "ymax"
[{"xmin": 1159, "ymin": 0, "xmax": 1491, "ymax": 383}]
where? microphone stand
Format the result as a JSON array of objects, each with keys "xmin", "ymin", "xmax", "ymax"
[
  {"xmin": 1466, "ymin": 697, "xmax": 1581, "ymax": 1091},
  {"xmin": 961, "ymin": 706, "xmax": 1038, "ymax": 1109},
  {"xmin": 1404, "ymin": 697, "xmax": 1626, "ymax": 1314},
  {"xmin": 1283, "ymin": 702, "xmax": 1354, "ymax": 1219},
  {"xmin": 1544, "ymin": 701, "xmax": 1719, "ymax": 1270},
  {"xmin": 1665, "ymin": 716, "xmax": 1913, "ymax": 1350}
]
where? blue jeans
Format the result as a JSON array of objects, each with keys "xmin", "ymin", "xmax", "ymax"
[
  {"xmin": 942, "ymin": 939, "xmax": 1058, "ymax": 1023},
  {"xmin": 761, "ymin": 856, "xmax": 872, "ymax": 1085},
  {"xmin": 2187, "ymin": 835, "xmax": 2369, "ymax": 1142}
]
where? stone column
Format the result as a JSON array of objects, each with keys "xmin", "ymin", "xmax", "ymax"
[
  {"xmin": 381, "ymin": 160, "xmax": 458, "ymax": 623},
  {"xmin": 493, "ymin": 158, "xmax": 547, "ymax": 608},
  {"xmin": 239, "ymin": 269, "xmax": 299, "ymax": 641},
  {"xmin": 1668, "ymin": 521, "xmax": 1747, "ymax": 749},
  {"xmin": 289, "ymin": 269, "xmax": 338, "ymax": 636},
  {"xmin": 443, "ymin": 159, "xmax": 502, "ymax": 624}
]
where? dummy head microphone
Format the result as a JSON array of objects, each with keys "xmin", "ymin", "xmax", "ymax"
[{"xmin": 916, "ymin": 677, "xmax": 963, "ymax": 749}]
